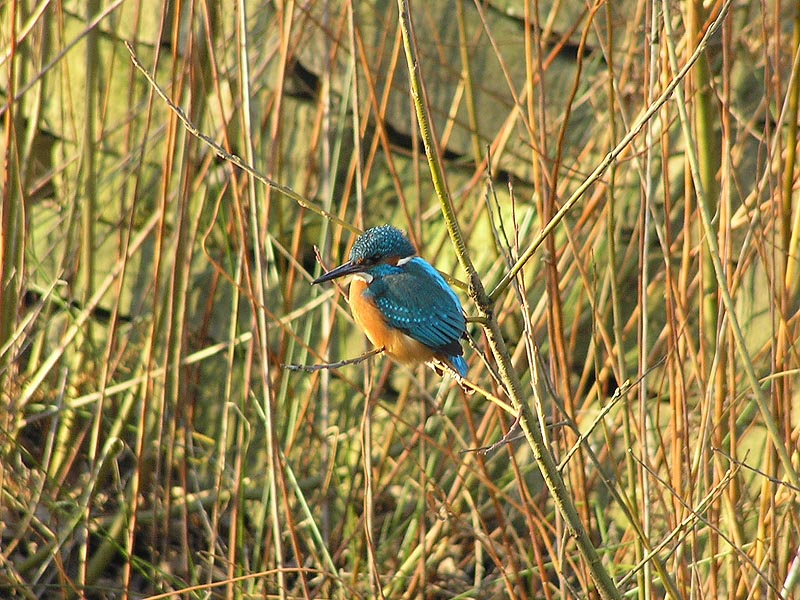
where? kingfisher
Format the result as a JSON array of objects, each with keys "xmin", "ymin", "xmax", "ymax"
[{"xmin": 313, "ymin": 225, "xmax": 468, "ymax": 379}]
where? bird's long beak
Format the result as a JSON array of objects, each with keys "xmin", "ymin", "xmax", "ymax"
[{"xmin": 312, "ymin": 260, "xmax": 364, "ymax": 284}]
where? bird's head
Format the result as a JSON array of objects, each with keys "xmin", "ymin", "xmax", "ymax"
[{"xmin": 312, "ymin": 225, "xmax": 416, "ymax": 284}]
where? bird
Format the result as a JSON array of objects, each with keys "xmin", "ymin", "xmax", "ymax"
[{"xmin": 313, "ymin": 225, "xmax": 468, "ymax": 379}]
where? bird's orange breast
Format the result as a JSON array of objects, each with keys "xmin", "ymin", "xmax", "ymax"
[{"xmin": 348, "ymin": 277, "xmax": 435, "ymax": 365}]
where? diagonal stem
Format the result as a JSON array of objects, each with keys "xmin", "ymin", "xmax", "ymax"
[{"xmin": 395, "ymin": 1, "xmax": 623, "ymax": 597}]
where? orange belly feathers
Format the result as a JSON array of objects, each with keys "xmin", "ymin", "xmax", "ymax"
[{"xmin": 348, "ymin": 277, "xmax": 436, "ymax": 365}]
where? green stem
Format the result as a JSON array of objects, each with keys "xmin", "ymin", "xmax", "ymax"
[
  {"xmin": 782, "ymin": 0, "xmax": 800, "ymax": 295},
  {"xmin": 689, "ymin": 0, "xmax": 722, "ymax": 350},
  {"xmin": 1, "ymin": 0, "xmax": 24, "ymax": 426},
  {"xmin": 395, "ymin": 0, "xmax": 473, "ymax": 281},
  {"xmin": 396, "ymin": 1, "xmax": 622, "ymax": 597}
]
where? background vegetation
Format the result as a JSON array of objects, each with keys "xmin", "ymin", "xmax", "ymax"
[{"xmin": 1, "ymin": 0, "xmax": 798, "ymax": 598}]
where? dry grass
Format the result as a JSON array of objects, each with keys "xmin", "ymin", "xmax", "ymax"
[{"xmin": 1, "ymin": 0, "xmax": 799, "ymax": 598}]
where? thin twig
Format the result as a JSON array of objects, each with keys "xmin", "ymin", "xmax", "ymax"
[
  {"xmin": 123, "ymin": 41, "xmax": 357, "ymax": 235},
  {"xmin": 283, "ymin": 347, "xmax": 384, "ymax": 372}
]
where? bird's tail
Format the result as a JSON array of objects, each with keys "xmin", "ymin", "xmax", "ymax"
[
  {"xmin": 448, "ymin": 355, "xmax": 468, "ymax": 378},
  {"xmin": 429, "ymin": 355, "xmax": 472, "ymax": 393}
]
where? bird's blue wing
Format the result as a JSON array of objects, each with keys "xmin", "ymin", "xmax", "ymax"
[
  {"xmin": 365, "ymin": 259, "xmax": 465, "ymax": 356},
  {"xmin": 407, "ymin": 258, "xmax": 463, "ymax": 312}
]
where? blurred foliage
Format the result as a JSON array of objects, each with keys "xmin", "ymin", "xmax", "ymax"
[{"xmin": 1, "ymin": 0, "xmax": 799, "ymax": 598}]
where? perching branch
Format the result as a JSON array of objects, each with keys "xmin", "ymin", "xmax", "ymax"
[{"xmin": 395, "ymin": 1, "xmax": 623, "ymax": 598}]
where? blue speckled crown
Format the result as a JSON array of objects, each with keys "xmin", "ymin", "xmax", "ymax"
[{"xmin": 350, "ymin": 225, "xmax": 416, "ymax": 262}]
